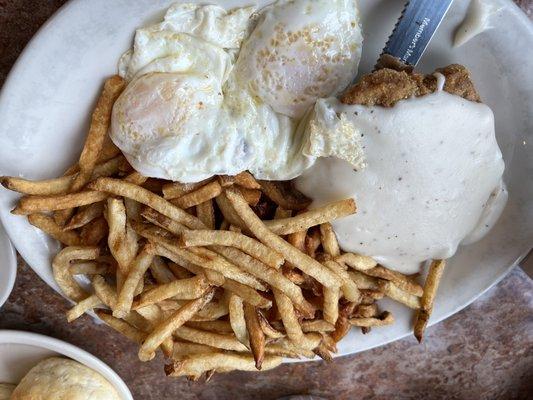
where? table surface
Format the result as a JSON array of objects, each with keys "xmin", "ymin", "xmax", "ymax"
[{"xmin": 1, "ymin": 1, "xmax": 532, "ymax": 399}]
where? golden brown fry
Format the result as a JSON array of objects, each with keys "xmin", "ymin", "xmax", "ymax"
[
  {"xmin": 96, "ymin": 311, "xmax": 146, "ymax": 344},
  {"xmin": 134, "ymin": 275, "xmax": 210, "ymax": 309},
  {"xmin": 319, "ymin": 223, "xmax": 340, "ymax": 257},
  {"xmin": 287, "ymin": 229, "xmax": 307, "ymax": 252},
  {"xmin": 244, "ymin": 303, "xmax": 266, "ymax": 369},
  {"xmin": 91, "ymin": 275, "xmax": 118, "ymax": 308},
  {"xmin": 71, "ymin": 76, "xmax": 126, "ymax": 191},
  {"xmin": 139, "ymin": 288, "xmax": 215, "ymax": 361},
  {"xmin": 69, "ymin": 261, "xmax": 109, "ymax": 275},
  {"xmin": 301, "ymin": 319, "xmax": 335, "ymax": 333},
  {"xmin": 173, "ymin": 326, "xmax": 248, "ymax": 352},
  {"xmin": 235, "ymin": 172, "xmax": 261, "ymax": 189},
  {"xmin": 349, "ymin": 311, "xmax": 394, "ymax": 327},
  {"xmin": 229, "ymin": 294, "xmax": 249, "ymax": 348},
  {"xmin": 125, "ymin": 171, "xmax": 147, "ymax": 186},
  {"xmin": 28, "ymin": 214, "xmax": 81, "ymax": 246},
  {"xmin": 347, "ymin": 270, "xmax": 380, "ymax": 290},
  {"xmin": 52, "ymin": 246, "xmax": 99, "ymax": 302},
  {"xmin": 378, "ymin": 280, "xmax": 421, "ymax": 309},
  {"xmin": 171, "ymin": 181, "xmax": 222, "ymax": 209},
  {"xmin": 179, "ymin": 230, "xmax": 284, "ymax": 270},
  {"xmin": 330, "ymin": 302, "xmax": 358, "ymax": 343},
  {"xmin": 124, "ymin": 198, "xmax": 142, "ymax": 222},
  {"xmin": 305, "ymin": 229, "xmax": 321, "ymax": 258},
  {"xmin": 313, "ymin": 341, "xmax": 333, "ymax": 362},
  {"xmin": 106, "ymin": 198, "xmax": 138, "ymax": 273},
  {"xmin": 323, "ymin": 286, "xmax": 340, "ymax": 325},
  {"xmin": 165, "ymin": 353, "xmax": 282, "ymax": 379},
  {"xmin": 239, "ymin": 187, "xmax": 262, "ymax": 206},
  {"xmin": 162, "ymin": 178, "xmax": 214, "ymax": 199},
  {"xmin": 221, "ymin": 279, "xmax": 271, "ymax": 309},
  {"xmin": 258, "ymin": 180, "xmax": 311, "ymax": 211},
  {"xmin": 196, "ymin": 200, "xmax": 215, "ymax": 229},
  {"xmin": 353, "ymin": 304, "xmax": 378, "ymax": 318},
  {"xmin": 414, "ymin": 259, "xmax": 446, "ymax": 343},
  {"xmin": 150, "ymin": 256, "xmax": 176, "ymax": 284},
  {"xmin": 215, "ymin": 193, "xmax": 246, "ymax": 229},
  {"xmin": 64, "ymin": 202, "xmax": 104, "ymax": 230},
  {"xmin": 225, "ymin": 187, "xmax": 341, "ymax": 289},
  {"xmin": 323, "ymin": 260, "xmax": 361, "ymax": 303},
  {"xmin": 185, "ymin": 320, "xmax": 233, "ymax": 334},
  {"xmin": 114, "ymin": 244, "xmax": 155, "ymax": 318},
  {"xmin": 167, "ymin": 262, "xmax": 195, "ymax": 280},
  {"xmin": 364, "ymin": 266, "xmax": 423, "ymax": 296},
  {"xmin": 172, "ymin": 342, "xmax": 221, "ymax": 359},
  {"xmin": 360, "ymin": 289, "xmax": 385, "ymax": 302},
  {"xmin": 140, "ymin": 207, "xmax": 188, "ymax": 236},
  {"xmin": 79, "ymin": 216, "xmax": 108, "ymax": 245},
  {"xmin": 88, "ymin": 178, "xmax": 205, "ymax": 229},
  {"xmin": 257, "ymin": 311, "xmax": 285, "ymax": 339},
  {"xmin": 274, "ymin": 207, "xmax": 292, "ymax": 220},
  {"xmin": 66, "ymin": 294, "xmax": 103, "ymax": 322},
  {"xmin": 264, "ymin": 199, "xmax": 356, "ymax": 235},
  {"xmin": 273, "ymin": 289, "xmax": 307, "ymax": 347},
  {"xmin": 336, "ymin": 253, "xmax": 377, "ymax": 271},
  {"xmin": 12, "ymin": 191, "xmax": 108, "ymax": 215}
]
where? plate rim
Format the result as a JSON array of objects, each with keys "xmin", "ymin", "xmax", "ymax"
[
  {"xmin": 0, "ymin": 329, "xmax": 133, "ymax": 399},
  {"xmin": 0, "ymin": 223, "xmax": 17, "ymax": 309}
]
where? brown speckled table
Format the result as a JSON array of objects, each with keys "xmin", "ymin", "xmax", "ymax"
[{"xmin": 1, "ymin": 1, "xmax": 532, "ymax": 400}]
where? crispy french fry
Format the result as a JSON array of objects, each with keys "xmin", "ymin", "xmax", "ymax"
[
  {"xmin": 353, "ymin": 304, "xmax": 378, "ymax": 318},
  {"xmin": 79, "ymin": 216, "xmax": 108, "ymax": 245},
  {"xmin": 150, "ymin": 256, "xmax": 176, "ymax": 284},
  {"xmin": 71, "ymin": 76, "xmax": 125, "ymax": 191},
  {"xmin": 273, "ymin": 289, "xmax": 306, "ymax": 347},
  {"xmin": 365, "ymin": 266, "xmax": 423, "ymax": 297},
  {"xmin": 91, "ymin": 274, "xmax": 118, "ymax": 308},
  {"xmin": 215, "ymin": 193, "xmax": 246, "ymax": 229},
  {"xmin": 171, "ymin": 181, "xmax": 222, "ymax": 209},
  {"xmin": 225, "ymin": 187, "xmax": 341, "ymax": 289},
  {"xmin": 140, "ymin": 207, "xmax": 188, "ymax": 235},
  {"xmin": 257, "ymin": 311, "xmax": 285, "ymax": 339},
  {"xmin": 165, "ymin": 353, "xmax": 282, "ymax": 379},
  {"xmin": 66, "ymin": 294, "xmax": 103, "ymax": 322},
  {"xmin": 173, "ymin": 326, "xmax": 248, "ymax": 352},
  {"xmin": 185, "ymin": 320, "xmax": 233, "ymax": 334},
  {"xmin": 134, "ymin": 275, "xmax": 210, "ymax": 309},
  {"xmin": 139, "ymin": 288, "xmax": 215, "ymax": 361},
  {"xmin": 196, "ymin": 200, "xmax": 215, "ymax": 229},
  {"xmin": 264, "ymin": 199, "xmax": 356, "ymax": 235},
  {"xmin": 301, "ymin": 319, "xmax": 335, "ymax": 333},
  {"xmin": 64, "ymin": 202, "xmax": 104, "ymax": 230},
  {"xmin": 319, "ymin": 223, "xmax": 340, "ymax": 257},
  {"xmin": 178, "ymin": 230, "xmax": 284, "ymax": 269},
  {"xmin": 162, "ymin": 178, "xmax": 214, "ymax": 200},
  {"xmin": 69, "ymin": 261, "xmax": 109, "ymax": 275},
  {"xmin": 330, "ymin": 302, "xmax": 358, "ymax": 343},
  {"xmin": 229, "ymin": 294, "xmax": 249, "ymax": 348},
  {"xmin": 323, "ymin": 260, "xmax": 361, "ymax": 303},
  {"xmin": 336, "ymin": 253, "xmax": 377, "ymax": 271},
  {"xmin": 167, "ymin": 262, "xmax": 195, "ymax": 280},
  {"xmin": 106, "ymin": 198, "xmax": 138, "ymax": 273},
  {"xmin": 323, "ymin": 286, "xmax": 340, "ymax": 325},
  {"xmin": 52, "ymin": 246, "xmax": 99, "ymax": 301},
  {"xmin": 414, "ymin": 259, "xmax": 446, "ymax": 343},
  {"xmin": 172, "ymin": 342, "xmax": 221, "ymax": 359},
  {"xmin": 244, "ymin": 303, "xmax": 266, "ymax": 369},
  {"xmin": 305, "ymin": 229, "xmax": 321, "ymax": 258},
  {"xmin": 274, "ymin": 207, "xmax": 292, "ymax": 220},
  {"xmin": 114, "ymin": 244, "xmax": 155, "ymax": 318},
  {"xmin": 378, "ymin": 280, "xmax": 421, "ymax": 309},
  {"xmin": 221, "ymin": 279, "xmax": 271, "ymax": 309},
  {"xmin": 347, "ymin": 270, "xmax": 380, "ymax": 290},
  {"xmin": 28, "ymin": 214, "xmax": 81, "ymax": 246},
  {"xmin": 124, "ymin": 197, "xmax": 142, "ymax": 222},
  {"xmin": 96, "ymin": 311, "xmax": 146, "ymax": 344},
  {"xmin": 349, "ymin": 311, "xmax": 394, "ymax": 327},
  {"xmin": 258, "ymin": 180, "xmax": 311, "ymax": 211},
  {"xmin": 12, "ymin": 191, "xmax": 108, "ymax": 215},
  {"xmin": 240, "ymin": 187, "xmax": 262, "ymax": 206},
  {"xmin": 88, "ymin": 178, "xmax": 205, "ymax": 229}
]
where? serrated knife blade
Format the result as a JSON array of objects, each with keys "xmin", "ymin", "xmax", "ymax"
[{"xmin": 377, "ymin": 0, "xmax": 454, "ymax": 69}]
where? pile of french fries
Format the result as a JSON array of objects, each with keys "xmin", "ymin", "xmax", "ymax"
[{"xmin": 0, "ymin": 76, "xmax": 446, "ymax": 380}]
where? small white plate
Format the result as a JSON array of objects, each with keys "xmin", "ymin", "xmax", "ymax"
[
  {"xmin": 0, "ymin": 223, "xmax": 16, "ymax": 309},
  {"xmin": 0, "ymin": 330, "xmax": 133, "ymax": 399},
  {"xmin": 0, "ymin": 0, "xmax": 531, "ymax": 359}
]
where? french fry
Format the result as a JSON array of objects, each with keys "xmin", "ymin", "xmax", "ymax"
[
  {"xmin": 52, "ymin": 246, "xmax": 99, "ymax": 302},
  {"xmin": 114, "ymin": 244, "xmax": 155, "ymax": 318},
  {"xmin": 219, "ymin": 172, "xmax": 261, "ymax": 189},
  {"xmin": 360, "ymin": 289, "xmax": 385, "ymax": 302},
  {"xmin": 79, "ymin": 216, "xmax": 108, "ymax": 245},
  {"xmin": 173, "ymin": 326, "xmax": 248, "ymax": 352},
  {"xmin": 162, "ymin": 178, "xmax": 214, "ymax": 199},
  {"xmin": 305, "ymin": 229, "xmax": 321, "ymax": 258},
  {"xmin": 336, "ymin": 253, "xmax": 377, "ymax": 271},
  {"xmin": 140, "ymin": 207, "xmax": 188, "ymax": 236},
  {"xmin": 124, "ymin": 197, "xmax": 142, "ymax": 222},
  {"xmin": 378, "ymin": 280, "xmax": 421, "ymax": 309},
  {"xmin": 91, "ymin": 274, "xmax": 118, "ymax": 308},
  {"xmin": 323, "ymin": 286, "xmax": 340, "ymax": 325},
  {"xmin": 139, "ymin": 288, "xmax": 215, "ymax": 361},
  {"xmin": 167, "ymin": 262, "xmax": 194, "ymax": 280},
  {"xmin": 172, "ymin": 342, "xmax": 221, "ymax": 359},
  {"xmin": 274, "ymin": 207, "xmax": 292, "ymax": 220},
  {"xmin": 178, "ymin": 230, "xmax": 284, "ymax": 270},
  {"xmin": 215, "ymin": 194, "xmax": 246, "ymax": 229},
  {"xmin": 323, "ymin": 260, "xmax": 361, "ymax": 303},
  {"xmin": 301, "ymin": 319, "xmax": 335, "ymax": 333},
  {"xmin": 257, "ymin": 311, "xmax": 285, "ymax": 339},
  {"xmin": 96, "ymin": 311, "xmax": 146, "ymax": 344},
  {"xmin": 225, "ymin": 187, "xmax": 341, "ymax": 289},
  {"xmin": 12, "ymin": 191, "xmax": 108, "ymax": 215},
  {"xmin": 165, "ymin": 353, "xmax": 282, "ymax": 379},
  {"xmin": 69, "ymin": 261, "xmax": 109, "ymax": 275},
  {"xmin": 414, "ymin": 259, "xmax": 446, "ymax": 343},
  {"xmin": 239, "ymin": 187, "xmax": 262, "ymax": 206},
  {"xmin": 244, "ymin": 303, "xmax": 266, "ymax": 369},
  {"xmin": 196, "ymin": 200, "xmax": 215, "ymax": 229},
  {"xmin": 258, "ymin": 180, "xmax": 311, "ymax": 210},
  {"xmin": 364, "ymin": 266, "xmax": 423, "ymax": 296},
  {"xmin": 64, "ymin": 202, "xmax": 104, "ymax": 230},
  {"xmin": 125, "ymin": 171, "xmax": 147, "ymax": 186},
  {"xmin": 319, "ymin": 223, "xmax": 340, "ymax": 257},
  {"xmin": 229, "ymin": 294, "xmax": 249, "ymax": 348},
  {"xmin": 150, "ymin": 256, "xmax": 176, "ymax": 284},
  {"xmin": 66, "ymin": 294, "xmax": 103, "ymax": 322},
  {"xmin": 330, "ymin": 302, "xmax": 358, "ymax": 343},
  {"xmin": 264, "ymin": 199, "xmax": 356, "ymax": 235},
  {"xmin": 222, "ymin": 279, "xmax": 271, "ymax": 309},
  {"xmin": 134, "ymin": 275, "xmax": 210, "ymax": 309},
  {"xmin": 106, "ymin": 198, "xmax": 138, "ymax": 273},
  {"xmin": 273, "ymin": 289, "xmax": 306, "ymax": 347},
  {"xmin": 28, "ymin": 214, "xmax": 81, "ymax": 246},
  {"xmin": 185, "ymin": 320, "xmax": 233, "ymax": 334},
  {"xmin": 347, "ymin": 270, "xmax": 380, "ymax": 290},
  {"xmin": 352, "ymin": 304, "xmax": 378, "ymax": 318},
  {"xmin": 88, "ymin": 178, "xmax": 205, "ymax": 229},
  {"xmin": 349, "ymin": 311, "xmax": 394, "ymax": 327},
  {"xmin": 171, "ymin": 181, "xmax": 222, "ymax": 209},
  {"xmin": 71, "ymin": 76, "xmax": 125, "ymax": 191}
]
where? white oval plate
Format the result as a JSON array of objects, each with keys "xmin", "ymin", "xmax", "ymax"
[
  {"xmin": 0, "ymin": 330, "xmax": 133, "ymax": 399},
  {"xmin": 0, "ymin": 223, "xmax": 16, "ymax": 309},
  {"xmin": 0, "ymin": 0, "xmax": 531, "ymax": 358}
]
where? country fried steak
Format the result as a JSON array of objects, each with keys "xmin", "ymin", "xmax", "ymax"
[{"xmin": 341, "ymin": 64, "xmax": 481, "ymax": 107}]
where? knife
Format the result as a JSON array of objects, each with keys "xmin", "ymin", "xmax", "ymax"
[{"xmin": 376, "ymin": 0, "xmax": 454, "ymax": 70}]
